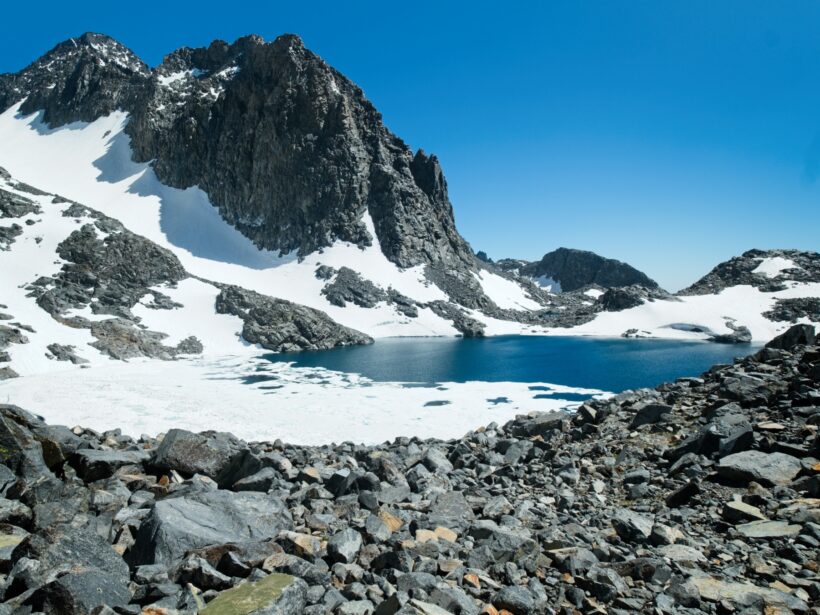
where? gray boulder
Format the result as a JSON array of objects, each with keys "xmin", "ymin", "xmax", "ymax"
[
  {"xmin": 611, "ymin": 509, "xmax": 655, "ymax": 543},
  {"xmin": 9, "ymin": 524, "xmax": 129, "ymax": 591},
  {"xmin": 493, "ymin": 586, "xmax": 535, "ymax": 615},
  {"xmin": 151, "ymin": 428, "xmax": 259, "ymax": 487},
  {"xmin": 327, "ymin": 528, "xmax": 362, "ymax": 564},
  {"xmin": 130, "ymin": 490, "xmax": 293, "ymax": 566},
  {"xmin": 26, "ymin": 567, "xmax": 131, "ymax": 614},
  {"xmin": 71, "ymin": 448, "xmax": 150, "ymax": 482},
  {"xmin": 765, "ymin": 323, "xmax": 816, "ymax": 350},
  {"xmin": 717, "ymin": 450, "xmax": 802, "ymax": 486}
]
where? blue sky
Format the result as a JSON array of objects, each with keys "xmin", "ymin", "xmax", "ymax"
[{"xmin": 2, "ymin": 1, "xmax": 818, "ymax": 290}]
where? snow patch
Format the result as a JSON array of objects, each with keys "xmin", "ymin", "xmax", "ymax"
[
  {"xmin": 752, "ymin": 256, "xmax": 798, "ymax": 278},
  {"xmin": 562, "ymin": 283, "xmax": 820, "ymax": 342},
  {"xmin": 473, "ymin": 270, "xmax": 541, "ymax": 311}
]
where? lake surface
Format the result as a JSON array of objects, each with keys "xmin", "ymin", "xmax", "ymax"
[{"xmin": 274, "ymin": 336, "xmax": 760, "ymax": 392}]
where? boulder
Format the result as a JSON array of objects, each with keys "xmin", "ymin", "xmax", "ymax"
[
  {"xmin": 765, "ymin": 324, "xmax": 816, "ymax": 350},
  {"xmin": 327, "ymin": 528, "xmax": 362, "ymax": 564},
  {"xmin": 9, "ymin": 524, "xmax": 129, "ymax": 591},
  {"xmin": 26, "ymin": 567, "xmax": 131, "ymax": 614},
  {"xmin": 71, "ymin": 448, "xmax": 150, "ymax": 482},
  {"xmin": 611, "ymin": 509, "xmax": 654, "ymax": 543},
  {"xmin": 130, "ymin": 490, "xmax": 292, "ymax": 566},
  {"xmin": 629, "ymin": 403, "xmax": 672, "ymax": 429},
  {"xmin": 493, "ymin": 586, "xmax": 535, "ymax": 615},
  {"xmin": 151, "ymin": 429, "xmax": 260, "ymax": 487},
  {"xmin": 717, "ymin": 450, "xmax": 802, "ymax": 486}
]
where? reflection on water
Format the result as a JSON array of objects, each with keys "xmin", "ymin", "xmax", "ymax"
[{"xmin": 272, "ymin": 335, "xmax": 760, "ymax": 393}]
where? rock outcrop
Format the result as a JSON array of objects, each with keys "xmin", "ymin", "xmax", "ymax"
[
  {"xmin": 214, "ymin": 285, "xmax": 373, "ymax": 352},
  {"xmin": 680, "ymin": 249, "xmax": 820, "ymax": 295},
  {"xmin": 504, "ymin": 247, "xmax": 659, "ymax": 293}
]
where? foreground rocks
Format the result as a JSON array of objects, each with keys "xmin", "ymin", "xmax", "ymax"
[{"xmin": 0, "ymin": 324, "xmax": 818, "ymax": 613}]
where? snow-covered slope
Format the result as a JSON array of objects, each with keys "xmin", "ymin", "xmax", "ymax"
[
  {"xmin": 562, "ymin": 282, "xmax": 820, "ymax": 341},
  {"xmin": 0, "ymin": 103, "xmax": 545, "ymax": 342}
]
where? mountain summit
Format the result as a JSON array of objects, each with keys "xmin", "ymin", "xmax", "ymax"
[{"xmin": 0, "ymin": 33, "xmax": 477, "ymax": 294}]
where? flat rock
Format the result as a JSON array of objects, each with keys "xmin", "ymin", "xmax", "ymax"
[
  {"xmin": 690, "ymin": 574, "xmax": 808, "ymax": 612},
  {"xmin": 658, "ymin": 544, "xmax": 707, "ymax": 563},
  {"xmin": 717, "ymin": 450, "xmax": 802, "ymax": 486},
  {"xmin": 736, "ymin": 520, "xmax": 802, "ymax": 538},
  {"xmin": 200, "ymin": 573, "xmax": 307, "ymax": 614},
  {"xmin": 71, "ymin": 448, "xmax": 150, "ymax": 482},
  {"xmin": 722, "ymin": 500, "xmax": 767, "ymax": 523}
]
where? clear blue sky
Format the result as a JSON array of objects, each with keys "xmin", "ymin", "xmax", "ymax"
[{"xmin": 2, "ymin": 1, "xmax": 818, "ymax": 290}]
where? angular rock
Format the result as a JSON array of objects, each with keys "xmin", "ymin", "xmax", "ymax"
[
  {"xmin": 717, "ymin": 450, "xmax": 802, "ymax": 486},
  {"xmin": 611, "ymin": 509, "xmax": 654, "ymax": 543},
  {"xmin": 327, "ymin": 528, "xmax": 362, "ymax": 564},
  {"xmin": 26, "ymin": 567, "xmax": 131, "ymax": 614},
  {"xmin": 151, "ymin": 428, "xmax": 258, "ymax": 487},
  {"xmin": 200, "ymin": 573, "xmax": 308, "ymax": 614},
  {"xmin": 130, "ymin": 490, "xmax": 292, "ymax": 566},
  {"xmin": 71, "ymin": 448, "xmax": 150, "ymax": 482}
]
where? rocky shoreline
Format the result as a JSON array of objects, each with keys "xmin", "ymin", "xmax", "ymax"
[{"xmin": 0, "ymin": 324, "xmax": 816, "ymax": 614}]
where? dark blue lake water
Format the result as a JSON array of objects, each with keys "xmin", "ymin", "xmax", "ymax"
[{"xmin": 274, "ymin": 336, "xmax": 759, "ymax": 392}]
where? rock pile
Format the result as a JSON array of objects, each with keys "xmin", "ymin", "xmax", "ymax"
[{"xmin": 0, "ymin": 324, "xmax": 818, "ymax": 614}]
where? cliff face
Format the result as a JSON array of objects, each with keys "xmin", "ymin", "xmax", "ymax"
[{"xmin": 0, "ymin": 33, "xmax": 476, "ymax": 277}]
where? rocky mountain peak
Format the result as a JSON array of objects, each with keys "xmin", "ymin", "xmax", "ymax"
[
  {"xmin": 123, "ymin": 33, "xmax": 477, "ymax": 278},
  {"xmin": 0, "ymin": 32, "xmax": 148, "ymax": 126},
  {"xmin": 504, "ymin": 247, "xmax": 659, "ymax": 293},
  {"xmin": 1, "ymin": 32, "xmax": 484, "ymax": 307}
]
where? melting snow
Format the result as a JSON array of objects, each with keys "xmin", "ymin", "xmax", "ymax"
[
  {"xmin": 561, "ymin": 283, "xmax": 820, "ymax": 342},
  {"xmin": 0, "ymin": 355, "xmax": 604, "ymax": 444}
]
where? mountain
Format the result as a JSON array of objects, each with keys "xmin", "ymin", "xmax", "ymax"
[
  {"xmin": 0, "ymin": 33, "xmax": 488, "ymax": 306},
  {"xmin": 498, "ymin": 247, "xmax": 659, "ymax": 292}
]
